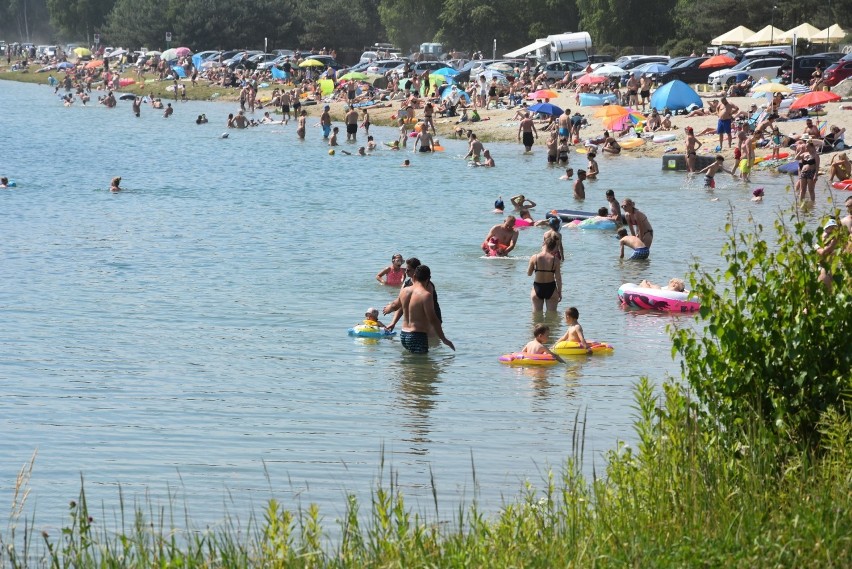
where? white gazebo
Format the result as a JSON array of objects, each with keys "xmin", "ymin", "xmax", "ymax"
[
  {"xmin": 711, "ymin": 26, "xmax": 755, "ymax": 46},
  {"xmin": 813, "ymin": 24, "xmax": 848, "ymax": 44},
  {"xmin": 741, "ymin": 25, "xmax": 786, "ymax": 46},
  {"xmin": 779, "ymin": 23, "xmax": 822, "ymax": 41}
]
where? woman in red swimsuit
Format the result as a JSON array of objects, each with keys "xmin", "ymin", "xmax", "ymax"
[{"xmin": 376, "ymin": 254, "xmax": 406, "ymax": 286}]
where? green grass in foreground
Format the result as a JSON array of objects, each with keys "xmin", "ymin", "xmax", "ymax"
[{"xmin": 2, "ymin": 378, "xmax": 850, "ymax": 568}]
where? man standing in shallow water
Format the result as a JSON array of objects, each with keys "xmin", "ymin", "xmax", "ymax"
[
  {"xmin": 518, "ymin": 112, "xmax": 537, "ymax": 152},
  {"xmin": 482, "ymin": 216, "xmax": 519, "ymax": 256},
  {"xmin": 716, "ymin": 96, "xmax": 739, "ymax": 150},
  {"xmin": 392, "ymin": 265, "xmax": 454, "ymax": 355}
]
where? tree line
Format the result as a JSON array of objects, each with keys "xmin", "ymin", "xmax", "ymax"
[{"xmin": 1, "ymin": 0, "xmax": 849, "ymax": 59}]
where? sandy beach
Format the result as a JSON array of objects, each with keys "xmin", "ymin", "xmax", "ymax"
[{"xmin": 328, "ymin": 87, "xmax": 852, "ymax": 165}]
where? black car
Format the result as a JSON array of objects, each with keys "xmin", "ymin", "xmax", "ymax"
[
  {"xmin": 777, "ymin": 53, "xmax": 845, "ymax": 84},
  {"xmin": 655, "ymin": 56, "xmax": 716, "ymax": 84}
]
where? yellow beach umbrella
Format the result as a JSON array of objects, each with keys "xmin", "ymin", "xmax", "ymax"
[
  {"xmin": 299, "ymin": 59, "xmax": 324, "ymax": 68},
  {"xmin": 752, "ymin": 82, "xmax": 792, "ymax": 94},
  {"xmin": 73, "ymin": 47, "xmax": 92, "ymax": 57}
]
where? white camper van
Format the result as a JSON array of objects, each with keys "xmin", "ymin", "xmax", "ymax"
[{"xmin": 504, "ymin": 32, "xmax": 592, "ymax": 64}]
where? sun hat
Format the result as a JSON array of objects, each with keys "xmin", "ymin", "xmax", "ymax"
[{"xmin": 824, "ymin": 218, "xmax": 838, "ymax": 231}]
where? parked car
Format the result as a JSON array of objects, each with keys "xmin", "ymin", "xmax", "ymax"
[
  {"xmin": 224, "ymin": 51, "xmax": 263, "ymax": 70},
  {"xmin": 541, "ymin": 60, "xmax": 583, "ymax": 81},
  {"xmin": 620, "ymin": 55, "xmax": 669, "ymax": 71},
  {"xmin": 708, "ymin": 57, "xmax": 788, "ymax": 87},
  {"xmin": 824, "ymin": 59, "xmax": 852, "ymax": 87},
  {"xmin": 587, "ymin": 54, "xmax": 615, "ymax": 64},
  {"xmin": 247, "ymin": 53, "xmax": 277, "ymax": 69},
  {"xmin": 655, "ymin": 56, "xmax": 717, "ymax": 84},
  {"xmin": 777, "ymin": 53, "xmax": 845, "ymax": 84},
  {"xmin": 366, "ymin": 59, "xmax": 406, "ymax": 74},
  {"xmin": 359, "ymin": 50, "xmax": 379, "ymax": 64},
  {"xmin": 307, "ymin": 54, "xmax": 345, "ymax": 71}
]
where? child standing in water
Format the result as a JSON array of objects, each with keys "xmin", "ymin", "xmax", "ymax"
[
  {"xmin": 375, "ymin": 254, "xmax": 406, "ymax": 286},
  {"xmin": 555, "ymin": 307, "xmax": 591, "ymax": 353},
  {"xmin": 521, "ymin": 324, "xmax": 565, "ymax": 363}
]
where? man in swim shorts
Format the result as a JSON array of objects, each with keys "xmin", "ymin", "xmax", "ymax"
[
  {"xmin": 716, "ymin": 97, "xmax": 738, "ymax": 149},
  {"xmin": 518, "ymin": 112, "xmax": 538, "ymax": 152},
  {"xmin": 320, "ymin": 105, "xmax": 332, "ymax": 139},
  {"xmin": 617, "ymin": 228, "xmax": 649, "ymax": 260},
  {"xmin": 345, "ymin": 106, "xmax": 359, "ymax": 142},
  {"xmin": 395, "ymin": 265, "xmax": 454, "ymax": 355}
]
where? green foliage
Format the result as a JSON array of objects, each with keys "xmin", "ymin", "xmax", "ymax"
[
  {"xmin": 298, "ymin": 0, "xmax": 381, "ymax": 53},
  {"xmin": 4, "ymin": 381, "xmax": 852, "ymax": 566},
  {"xmin": 378, "ymin": 0, "xmax": 442, "ymax": 52},
  {"xmin": 661, "ymin": 38, "xmax": 705, "ymax": 56},
  {"xmin": 46, "ymin": 0, "xmax": 116, "ymax": 40},
  {"xmin": 672, "ymin": 209, "xmax": 852, "ymax": 449}
]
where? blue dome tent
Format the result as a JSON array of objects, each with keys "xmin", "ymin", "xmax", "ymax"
[{"xmin": 650, "ymin": 80, "xmax": 702, "ymax": 112}]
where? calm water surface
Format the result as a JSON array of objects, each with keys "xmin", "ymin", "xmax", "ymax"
[{"xmin": 0, "ymin": 80, "xmax": 808, "ymax": 529}]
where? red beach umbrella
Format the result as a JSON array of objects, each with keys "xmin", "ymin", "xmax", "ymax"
[
  {"xmin": 789, "ymin": 90, "xmax": 841, "ymax": 110},
  {"xmin": 699, "ymin": 55, "xmax": 737, "ymax": 68}
]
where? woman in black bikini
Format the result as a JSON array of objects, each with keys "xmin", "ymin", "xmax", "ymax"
[
  {"xmin": 797, "ymin": 141, "xmax": 820, "ymax": 202},
  {"xmin": 527, "ymin": 233, "xmax": 562, "ymax": 312}
]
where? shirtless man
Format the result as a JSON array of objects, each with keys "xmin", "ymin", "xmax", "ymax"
[
  {"xmin": 132, "ymin": 96, "xmax": 142, "ymax": 118},
  {"xmin": 518, "ymin": 112, "xmax": 538, "ymax": 152},
  {"xmin": 345, "ymin": 106, "xmax": 359, "ymax": 142},
  {"xmin": 281, "ymin": 90, "xmax": 291, "ymax": 123},
  {"xmin": 465, "ymin": 133, "xmax": 484, "ymax": 162},
  {"xmin": 233, "ymin": 110, "xmax": 248, "ymax": 128},
  {"xmin": 639, "ymin": 75, "xmax": 652, "ymax": 111},
  {"xmin": 617, "ymin": 228, "xmax": 649, "ymax": 260},
  {"xmin": 386, "ymin": 265, "xmax": 454, "ymax": 354},
  {"xmin": 163, "ymin": 103, "xmax": 173, "ymax": 118},
  {"xmin": 482, "ymin": 216, "xmax": 519, "ymax": 257},
  {"xmin": 622, "ymin": 198, "xmax": 653, "ymax": 249},
  {"xmin": 320, "ymin": 105, "xmax": 332, "ymax": 139},
  {"xmin": 626, "ymin": 75, "xmax": 639, "ymax": 108},
  {"xmin": 716, "ymin": 96, "xmax": 739, "ymax": 150},
  {"xmin": 414, "ymin": 128, "xmax": 434, "ymax": 152},
  {"xmin": 684, "ymin": 127, "xmax": 702, "ymax": 173},
  {"xmin": 510, "ymin": 194, "xmax": 536, "ymax": 210},
  {"xmin": 296, "ymin": 110, "xmax": 307, "ymax": 139},
  {"xmin": 557, "ymin": 111, "xmax": 571, "ymax": 139}
]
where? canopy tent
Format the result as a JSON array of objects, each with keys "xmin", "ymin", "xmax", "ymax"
[
  {"xmin": 741, "ymin": 25, "xmax": 786, "ymax": 45},
  {"xmin": 503, "ymin": 39, "xmax": 549, "ymax": 58},
  {"xmin": 650, "ymin": 80, "xmax": 702, "ymax": 112},
  {"xmin": 711, "ymin": 26, "xmax": 755, "ymax": 46},
  {"xmin": 813, "ymin": 24, "xmax": 848, "ymax": 43},
  {"xmin": 779, "ymin": 23, "xmax": 822, "ymax": 41}
]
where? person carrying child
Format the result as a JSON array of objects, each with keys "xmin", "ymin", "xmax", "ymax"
[
  {"xmin": 521, "ymin": 324, "xmax": 565, "ymax": 363},
  {"xmin": 554, "ymin": 307, "xmax": 592, "ymax": 354},
  {"xmin": 697, "ymin": 155, "xmax": 736, "ymax": 189}
]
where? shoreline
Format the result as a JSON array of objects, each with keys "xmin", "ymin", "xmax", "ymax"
[{"xmin": 2, "ymin": 71, "xmax": 849, "ymax": 162}]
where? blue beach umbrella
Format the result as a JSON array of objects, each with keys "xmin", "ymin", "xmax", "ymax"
[
  {"xmin": 433, "ymin": 67, "xmax": 459, "ymax": 77},
  {"xmin": 650, "ymin": 79, "xmax": 701, "ymax": 112},
  {"xmin": 171, "ymin": 65, "xmax": 187, "ymax": 78},
  {"xmin": 528, "ymin": 102, "xmax": 564, "ymax": 117},
  {"xmin": 439, "ymin": 84, "xmax": 471, "ymax": 102},
  {"xmin": 640, "ymin": 63, "xmax": 671, "ymax": 75}
]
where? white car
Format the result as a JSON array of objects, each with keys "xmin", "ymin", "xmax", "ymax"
[
  {"xmin": 366, "ymin": 59, "xmax": 406, "ymax": 74},
  {"xmin": 709, "ymin": 57, "xmax": 789, "ymax": 87}
]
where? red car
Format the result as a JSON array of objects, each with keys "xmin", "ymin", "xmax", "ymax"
[{"xmin": 824, "ymin": 59, "xmax": 852, "ymax": 87}]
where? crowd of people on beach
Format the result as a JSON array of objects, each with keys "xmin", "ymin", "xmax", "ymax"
[{"xmin": 8, "ymin": 42, "xmax": 849, "ymax": 360}]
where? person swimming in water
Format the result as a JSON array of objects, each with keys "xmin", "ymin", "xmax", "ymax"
[
  {"xmin": 553, "ymin": 306, "xmax": 592, "ymax": 353},
  {"xmin": 617, "ymin": 228, "xmax": 649, "ymax": 260},
  {"xmin": 110, "ymin": 177, "xmax": 123, "ymax": 192}
]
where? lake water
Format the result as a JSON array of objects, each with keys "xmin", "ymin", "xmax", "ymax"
[{"xmin": 0, "ymin": 80, "xmax": 814, "ymax": 531}]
